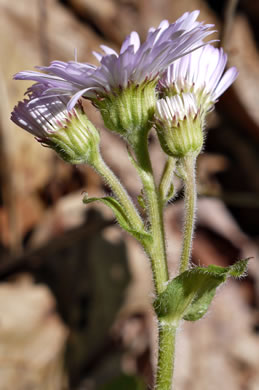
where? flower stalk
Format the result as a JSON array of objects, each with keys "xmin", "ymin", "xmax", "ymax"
[
  {"xmin": 131, "ymin": 130, "xmax": 169, "ymax": 295},
  {"xmin": 154, "ymin": 155, "xmax": 197, "ymax": 390},
  {"xmin": 179, "ymin": 155, "xmax": 197, "ymax": 273},
  {"xmin": 130, "ymin": 131, "xmax": 177, "ymax": 390},
  {"xmin": 156, "ymin": 321, "xmax": 177, "ymax": 390}
]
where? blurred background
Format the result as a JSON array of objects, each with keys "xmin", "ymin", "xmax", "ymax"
[{"xmin": 1, "ymin": 0, "xmax": 259, "ymax": 389}]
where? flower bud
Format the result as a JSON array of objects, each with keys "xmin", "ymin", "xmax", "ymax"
[
  {"xmin": 45, "ymin": 106, "xmax": 100, "ymax": 164},
  {"xmin": 11, "ymin": 84, "xmax": 100, "ymax": 165},
  {"xmin": 155, "ymin": 93, "xmax": 203, "ymax": 158},
  {"xmin": 159, "ymin": 45, "xmax": 238, "ymax": 115}
]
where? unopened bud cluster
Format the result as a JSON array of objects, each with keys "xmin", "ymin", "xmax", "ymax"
[
  {"xmin": 11, "ymin": 85, "xmax": 100, "ymax": 165},
  {"xmin": 46, "ymin": 106, "xmax": 100, "ymax": 164}
]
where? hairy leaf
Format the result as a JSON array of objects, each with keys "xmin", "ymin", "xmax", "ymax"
[
  {"xmin": 154, "ymin": 259, "xmax": 249, "ymax": 323},
  {"xmin": 83, "ymin": 195, "xmax": 151, "ymax": 243}
]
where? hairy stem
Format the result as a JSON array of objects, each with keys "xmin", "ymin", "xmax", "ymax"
[
  {"xmin": 179, "ymin": 155, "xmax": 197, "ymax": 273},
  {"xmin": 155, "ymin": 321, "xmax": 177, "ymax": 390},
  {"xmin": 129, "ymin": 131, "xmax": 177, "ymax": 389},
  {"xmin": 132, "ymin": 131, "xmax": 169, "ymax": 295}
]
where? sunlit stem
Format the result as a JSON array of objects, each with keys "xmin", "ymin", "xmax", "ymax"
[
  {"xmin": 179, "ymin": 154, "xmax": 197, "ymax": 273},
  {"xmin": 155, "ymin": 155, "xmax": 197, "ymax": 390},
  {"xmin": 130, "ymin": 130, "xmax": 169, "ymax": 295},
  {"xmin": 155, "ymin": 320, "xmax": 177, "ymax": 390}
]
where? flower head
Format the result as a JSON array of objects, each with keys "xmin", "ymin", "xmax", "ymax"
[
  {"xmin": 155, "ymin": 45, "xmax": 238, "ymax": 159},
  {"xmin": 11, "ymin": 84, "xmax": 100, "ymax": 164},
  {"xmin": 14, "ymin": 11, "xmax": 214, "ymax": 111},
  {"xmin": 155, "ymin": 93, "xmax": 203, "ymax": 158},
  {"xmin": 159, "ymin": 44, "xmax": 238, "ymax": 113}
]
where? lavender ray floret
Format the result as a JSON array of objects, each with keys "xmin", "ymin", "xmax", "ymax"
[{"xmin": 13, "ymin": 10, "xmax": 215, "ymax": 109}]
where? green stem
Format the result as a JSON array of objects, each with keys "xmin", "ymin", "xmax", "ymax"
[
  {"xmin": 155, "ymin": 155, "xmax": 197, "ymax": 389},
  {"xmin": 179, "ymin": 155, "xmax": 197, "ymax": 274},
  {"xmin": 156, "ymin": 321, "xmax": 177, "ymax": 390},
  {"xmin": 92, "ymin": 154, "xmax": 144, "ymax": 232},
  {"xmin": 131, "ymin": 131, "xmax": 168, "ymax": 295},
  {"xmin": 129, "ymin": 131, "xmax": 177, "ymax": 389}
]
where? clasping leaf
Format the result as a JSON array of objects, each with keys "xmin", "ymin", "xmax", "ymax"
[{"xmin": 154, "ymin": 258, "xmax": 249, "ymax": 323}]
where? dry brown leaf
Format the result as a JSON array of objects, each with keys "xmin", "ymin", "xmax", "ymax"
[{"xmin": 0, "ymin": 277, "xmax": 67, "ymax": 390}]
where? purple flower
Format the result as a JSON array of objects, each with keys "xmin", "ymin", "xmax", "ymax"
[
  {"xmin": 11, "ymin": 84, "xmax": 100, "ymax": 164},
  {"xmin": 14, "ymin": 11, "xmax": 214, "ymax": 111},
  {"xmin": 159, "ymin": 44, "xmax": 238, "ymax": 112},
  {"xmin": 156, "ymin": 93, "xmax": 199, "ymax": 125},
  {"xmin": 11, "ymin": 83, "xmax": 71, "ymax": 139},
  {"xmin": 155, "ymin": 46, "xmax": 238, "ymax": 158}
]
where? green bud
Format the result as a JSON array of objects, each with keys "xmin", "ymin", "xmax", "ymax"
[
  {"xmin": 46, "ymin": 105, "xmax": 100, "ymax": 164},
  {"xmin": 155, "ymin": 93, "xmax": 203, "ymax": 159}
]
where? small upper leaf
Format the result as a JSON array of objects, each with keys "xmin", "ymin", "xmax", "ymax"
[{"xmin": 83, "ymin": 195, "xmax": 151, "ymax": 243}]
